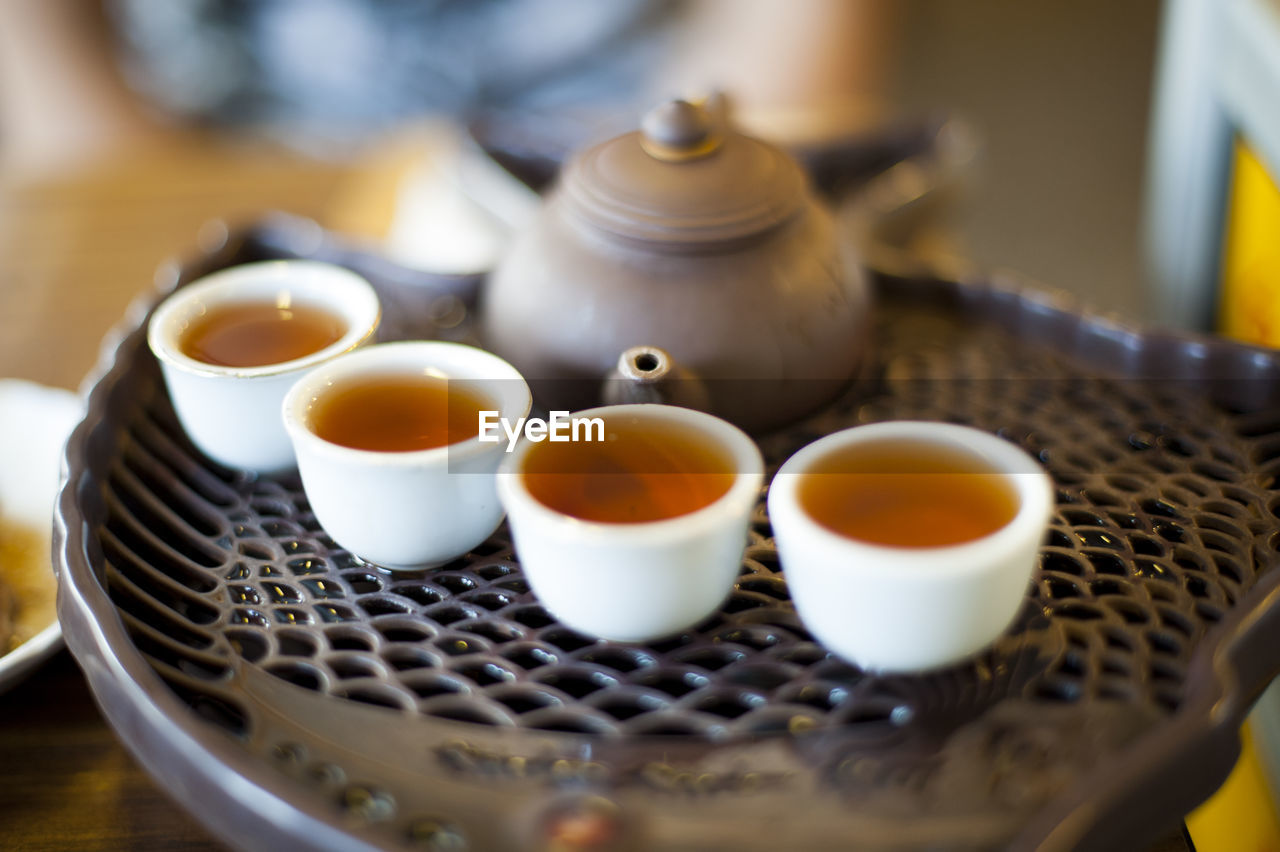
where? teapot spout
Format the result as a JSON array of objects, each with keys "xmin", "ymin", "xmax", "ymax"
[{"xmin": 602, "ymin": 346, "xmax": 711, "ymax": 413}]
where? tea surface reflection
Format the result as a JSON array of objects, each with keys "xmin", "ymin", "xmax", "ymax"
[
  {"xmin": 521, "ymin": 415, "xmax": 735, "ymax": 523},
  {"xmin": 179, "ymin": 300, "xmax": 347, "ymax": 367},
  {"xmin": 798, "ymin": 440, "xmax": 1019, "ymax": 548}
]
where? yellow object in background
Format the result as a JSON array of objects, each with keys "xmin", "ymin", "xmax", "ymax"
[
  {"xmin": 1187, "ymin": 724, "xmax": 1280, "ymax": 852},
  {"xmin": 1218, "ymin": 140, "xmax": 1280, "ymax": 345},
  {"xmin": 1199, "ymin": 140, "xmax": 1280, "ymax": 852}
]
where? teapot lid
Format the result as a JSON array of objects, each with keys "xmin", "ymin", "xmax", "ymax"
[{"xmin": 560, "ymin": 97, "xmax": 808, "ymax": 245}]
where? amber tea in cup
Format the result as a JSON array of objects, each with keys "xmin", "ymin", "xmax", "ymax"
[
  {"xmin": 179, "ymin": 300, "xmax": 348, "ymax": 368},
  {"xmin": 798, "ymin": 439, "xmax": 1020, "ymax": 548},
  {"xmin": 520, "ymin": 415, "xmax": 736, "ymax": 523},
  {"xmin": 769, "ymin": 421, "xmax": 1054, "ymax": 672},
  {"xmin": 283, "ymin": 341, "xmax": 532, "ymax": 568},
  {"xmin": 308, "ymin": 373, "xmax": 493, "ymax": 452},
  {"xmin": 147, "ymin": 260, "xmax": 381, "ymax": 473},
  {"xmin": 497, "ymin": 403, "xmax": 765, "ymax": 642}
]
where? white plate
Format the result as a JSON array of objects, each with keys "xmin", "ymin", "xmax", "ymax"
[{"xmin": 0, "ymin": 379, "xmax": 83, "ymax": 693}]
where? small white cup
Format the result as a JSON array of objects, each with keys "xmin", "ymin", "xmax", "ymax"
[
  {"xmin": 768, "ymin": 421, "xmax": 1053, "ymax": 672},
  {"xmin": 282, "ymin": 341, "xmax": 531, "ymax": 569},
  {"xmin": 497, "ymin": 404, "xmax": 764, "ymax": 642},
  {"xmin": 147, "ymin": 260, "xmax": 381, "ymax": 473}
]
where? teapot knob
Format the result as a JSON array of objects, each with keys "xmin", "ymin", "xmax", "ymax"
[{"xmin": 640, "ymin": 97, "xmax": 724, "ymax": 162}]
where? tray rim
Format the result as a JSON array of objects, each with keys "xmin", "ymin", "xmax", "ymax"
[
  {"xmin": 54, "ymin": 222, "xmax": 1280, "ymax": 852},
  {"xmin": 56, "ymin": 243, "xmax": 386, "ymax": 852}
]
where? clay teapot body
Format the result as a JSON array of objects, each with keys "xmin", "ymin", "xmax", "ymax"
[{"xmin": 481, "ymin": 98, "xmax": 870, "ymax": 433}]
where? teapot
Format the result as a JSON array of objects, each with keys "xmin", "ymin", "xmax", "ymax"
[{"xmin": 480, "ymin": 97, "xmax": 871, "ymax": 433}]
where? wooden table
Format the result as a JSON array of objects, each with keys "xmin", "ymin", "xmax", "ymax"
[
  {"xmin": 0, "ymin": 135, "xmax": 356, "ymax": 851},
  {"xmin": 0, "ymin": 133, "xmax": 1200, "ymax": 851},
  {"xmin": 0, "ymin": 652, "xmax": 226, "ymax": 850}
]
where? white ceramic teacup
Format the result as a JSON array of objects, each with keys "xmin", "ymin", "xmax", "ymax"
[
  {"xmin": 768, "ymin": 421, "xmax": 1053, "ymax": 673},
  {"xmin": 497, "ymin": 403, "xmax": 764, "ymax": 642},
  {"xmin": 282, "ymin": 340, "xmax": 531, "ymax": 569},
  {"xmin": 147, "ymin": 260, "xmax": 381, "ymax": 473}
]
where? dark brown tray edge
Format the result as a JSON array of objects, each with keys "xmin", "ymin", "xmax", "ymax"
[
  {"xmin": 1016, "ymin": 576, "xmax": 1280, "ymax": 851},
  {"xmin": 878, "ymin": 265, "xmax": 1280, "ymax": 850},
  {"xmin": 55, "ymin": 541, "xmax": 381, "ymax": 852},
  {"xmin": 55, "ymin": 234, "xmax": 384, "ymax": 852},
  {"xmin": 52, "ymin": 232, "xmax": 1280, "ymax": 852}
]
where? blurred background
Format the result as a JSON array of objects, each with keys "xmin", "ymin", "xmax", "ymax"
[
  {"xmin": 9, "ymin": 2, "xmax": 1280, "ymax": 848},
  {"xmin": 0, "ymin": 0, "xmax": 1161, "ymax": 395},
  {"xmin": 895, "ymin": 0, "xmax": 1158, "ymax": 320}
]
